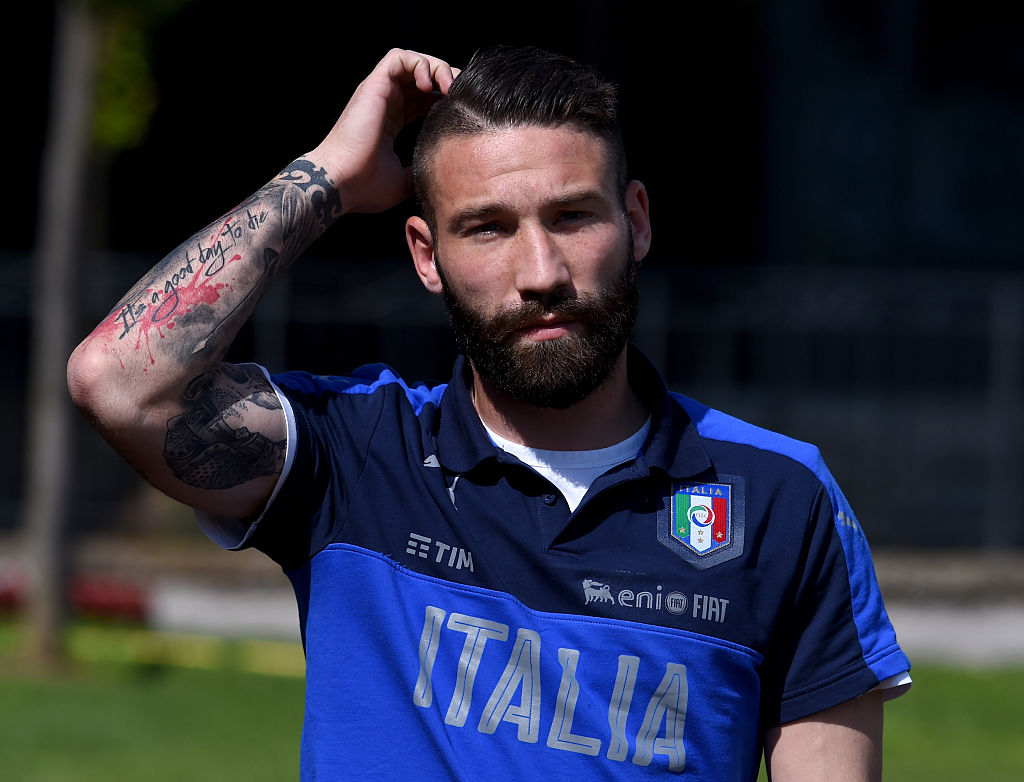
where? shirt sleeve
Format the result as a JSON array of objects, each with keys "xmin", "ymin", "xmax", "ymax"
[
  {"xmin": 195, "ymin": 366, "xmax": 352, "ymax": 570},
  {"xmin": 195, "ymin": 363, "xmax": 437, "ymax": 569},
  {"xmin": 873, "ymin": 671, "xmax": 913, "ymax": 700},
  {"xmin": 762, "ymin": 470, "xmax": 911, "ymax": 727},
  {"xmin": 194, "ymin": 365, "xmax": 299, "ymax": 552}
]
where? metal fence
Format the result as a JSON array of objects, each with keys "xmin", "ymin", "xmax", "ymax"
[{"xmin": 4, "ymin": 252, "xmax": 1022, "ymax": 549}]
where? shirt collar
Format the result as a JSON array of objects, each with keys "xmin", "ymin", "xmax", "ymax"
[
  {"xmin": 434, "ymin": 344, "xmax": 711, "ymax": 480},
  {"xmin": 627, "ymin": 345, "xmax": 712, "ymax": 479},
  {"xmin": 434, "ymin": 355, "xmax": 500, "ymax": 473}
]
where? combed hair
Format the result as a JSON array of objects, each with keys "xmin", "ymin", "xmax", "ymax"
[{"xmin": 412, "ymin": 45, "xmax": 628, "ymax": 232}]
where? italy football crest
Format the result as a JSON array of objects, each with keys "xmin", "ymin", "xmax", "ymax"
[
  {"xmin": 657, "ymin": 476, "xmax": 745, "ymax": 570},
  {"xmin": 673, "ymin": 482, "xmax": 731, "ymax": 553}
]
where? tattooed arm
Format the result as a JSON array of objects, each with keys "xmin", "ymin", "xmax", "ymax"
[{"xmin": 67, "ymin": 49, "xmax": 457, "ymax": 520}]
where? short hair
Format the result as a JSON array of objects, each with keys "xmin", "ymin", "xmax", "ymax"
[{"xmin": 412, "ymin": 45, "xmax": 628, "ymax": 233}]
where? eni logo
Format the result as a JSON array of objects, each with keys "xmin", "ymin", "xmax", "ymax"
[{"xmin": 582, "ymin": 579, "xmax": 615, "ymax": 604}]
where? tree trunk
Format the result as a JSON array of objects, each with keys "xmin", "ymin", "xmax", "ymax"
[{"xmin": 23, "ymin": 0, "xmax": 99, "ymax": 669}]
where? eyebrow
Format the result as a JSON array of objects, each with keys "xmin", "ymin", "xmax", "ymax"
[
  {"xmin": 446, "ymin": 188, "xmax": 609, "ymax": 234},
  {"xmin": 447, "ymin": 202, "xmax": 510, "ymax": 234}
]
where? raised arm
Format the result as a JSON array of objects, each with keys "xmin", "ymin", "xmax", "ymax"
[{"xmin": 67, "ymin": 49, "xmax": 457, "ymax": 521}]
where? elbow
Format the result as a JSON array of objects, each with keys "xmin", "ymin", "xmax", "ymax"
[
  {"xmin": 66, "ymin": 337, "xmax": 139, "ymax": 432},
  {"xmin": 67, "ymin": 338, "xmax": 108, "ymax": 425}
]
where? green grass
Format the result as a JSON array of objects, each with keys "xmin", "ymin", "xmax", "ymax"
[
  {"xmin": 882, "ymin": 666, "xmax": 1024, "ymax": 781},
  {"xmin": 0, "ymin": 621, "xmax": 305, "ymax": 782},
  {"xmin": 0, "ymin": 664, "xmax": 304, "ymax": 781},
  {"xmin": 3, "ymin": 622, "xmax": 1024, "ymax": 780}
]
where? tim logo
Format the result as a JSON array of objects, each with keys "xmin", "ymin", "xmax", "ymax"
[
  {"xmin": 583, "ymin": 579, "xmax": 615, "ymax": 604},
  {"xmin": 406, "ymin": 532, "xmax": 474, "ymax": 572}
]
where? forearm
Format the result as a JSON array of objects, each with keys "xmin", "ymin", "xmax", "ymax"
[{"xmin": 71, "ymin": 157, "xmax": 340, "ymax": 395}]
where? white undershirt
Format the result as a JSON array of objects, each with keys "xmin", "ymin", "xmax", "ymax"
[{"xmin": 481, "ymin": 418, "xmax": 651, "ymax": 512}]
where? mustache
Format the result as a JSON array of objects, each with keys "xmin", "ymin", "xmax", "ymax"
[{"xmin": 486, "ymin": 295, "xmax": 603, "ymax": 341}]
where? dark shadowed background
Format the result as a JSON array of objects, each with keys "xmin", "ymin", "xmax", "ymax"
[{"xmin": 5, "ymin": 0, "xmax": 1024, "ymax": 551}]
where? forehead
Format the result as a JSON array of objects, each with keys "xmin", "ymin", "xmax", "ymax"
[{"xmin": 428, "ymin": 126, "xmax": 617, "ymax": 218}]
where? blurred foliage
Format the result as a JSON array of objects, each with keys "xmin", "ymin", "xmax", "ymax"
[{"xmin": 88, "ymin": 0, "xmax": 194, "ymax": 152}]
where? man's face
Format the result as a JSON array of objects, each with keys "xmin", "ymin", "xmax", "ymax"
[
  {"xmin": 437, "ymin": 240, "xmax": 638, "ymax": 409},
  {"xmin": 409, "ymin": 125, "xmax": 649, "ymax": 409}
]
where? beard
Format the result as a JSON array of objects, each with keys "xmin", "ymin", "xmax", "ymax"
[{"xmin": 437, "ymin": 245, "xmax": 640, "ymax": 410}]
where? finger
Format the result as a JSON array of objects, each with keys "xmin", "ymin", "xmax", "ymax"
[{"xmin": 391, "ymin": 49, "xmax": 458, "ymax": 95}]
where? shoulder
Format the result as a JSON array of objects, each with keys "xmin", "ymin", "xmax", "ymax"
[
  {"xmin": 272, "ymin": 363, "xmax": 447, "ymax": 414},
  {"xmin": 669, "ymin": 391, "xmax": 857, "ymax": 536},
  {"xmin": 671, "ymin": 392, "xmax": 826, "ymax": 476}
]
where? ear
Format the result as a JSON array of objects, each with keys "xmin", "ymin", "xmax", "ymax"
[
  {"xmin": 406, "ymin": 216, "xmax": 443, "ymax": 294},
  {"xmin": 624, "ymin": 180, "xmax": 652, "ymax": 262}
]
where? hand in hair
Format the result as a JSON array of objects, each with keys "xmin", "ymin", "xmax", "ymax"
[{"xmin": 308, "ymin": 48, "xmax": 458, "ymax": 216}]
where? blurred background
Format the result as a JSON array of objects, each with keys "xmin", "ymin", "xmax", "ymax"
[{"xmin": 2, "ymin": 0, "xmax": 1023, "ymax": 778}]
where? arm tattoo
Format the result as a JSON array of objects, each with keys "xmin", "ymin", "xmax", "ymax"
[
  {"xmin": 104, "ymin": 158, "xmax": 341, "ymax": 364},
  {"xmin": 276, "ymin": 157, "xmax": 343, "ymax": 254},
  {"xmin": 163, "ymin": 364, "xmax": 285, "ymax": 490}
]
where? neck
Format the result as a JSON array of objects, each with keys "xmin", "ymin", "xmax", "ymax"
[{"xmin": 471, "ymin": 349, "xmax": 648, "ymax": 451}]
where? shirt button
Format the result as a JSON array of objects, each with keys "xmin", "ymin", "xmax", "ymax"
[{"xmin": 542, "ymin": 493, "xmax": 558, "ymax": 506}]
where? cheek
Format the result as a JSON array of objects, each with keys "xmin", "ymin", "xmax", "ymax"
[
  {"xmin": 568, "ymin": 231, "xmax": 631, "ymax": 282},
  {"xmin": 439, "ymin": 245, "xmax": 517, "ymax": 303}
]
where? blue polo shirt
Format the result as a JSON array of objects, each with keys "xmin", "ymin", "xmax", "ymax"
[{"xmin": 204, "ymin": 346, "xmax": 909, "ymax": 780}]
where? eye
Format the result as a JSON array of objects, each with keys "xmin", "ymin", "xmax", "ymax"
[
  {"xmin": 555, "ymin": 210, "xmax": 593, "ymax": 226},
  {"xmin": 465, "ymin": 221, "xmax": 502, "ymax": 237}
]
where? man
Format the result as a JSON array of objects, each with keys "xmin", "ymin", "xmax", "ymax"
[{"xmin": 68, "ymin": 46, "xmax": 910, "ymax": 780}]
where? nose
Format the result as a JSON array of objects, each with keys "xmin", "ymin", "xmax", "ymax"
[{"xmin": 513, "ymin": 224, "xmax": 573, "ymax": 302}]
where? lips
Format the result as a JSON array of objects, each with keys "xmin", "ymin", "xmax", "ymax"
[{"xmin": 516, "ymin": 315, "xmax": 577, "ymax": 341}]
